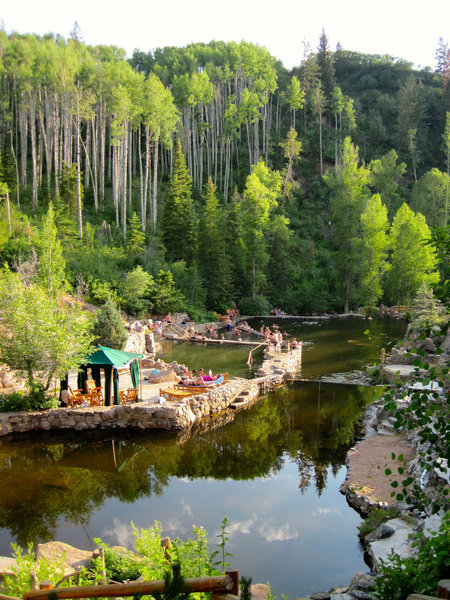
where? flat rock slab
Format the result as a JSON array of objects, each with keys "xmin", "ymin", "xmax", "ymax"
[
  {"xmin": 342, "ymin": 434, "xmax": 415, "ymax": 506},
  {"xmin": 368, "ymin": 517, "xmax": 416, "ymax": 571},
  {"xmin": 382, "ymin": 365, "xmax": 417, "ymax": 378}
]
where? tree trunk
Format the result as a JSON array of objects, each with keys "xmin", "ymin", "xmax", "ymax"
[{"xmin": 151, "ymin": 136, "xmax": 159, "ymax": 231}]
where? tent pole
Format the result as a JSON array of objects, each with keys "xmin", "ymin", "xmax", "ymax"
[{"xmin": 139, "ymin": 359, "xmax": 142, "ymax": 401}]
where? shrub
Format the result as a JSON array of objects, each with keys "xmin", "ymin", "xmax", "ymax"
[
  {"xmin": 92, "ymin": 298, "xmax": 128, "ymax": 350},
  {"xmin": 101, "ymin": 546, "xmax": 144, "ymax": 582},
  {"xmin": 0, "ymin": 384, "xmax": 59, "ymax": 412},
  {"xmin": 372, "ymin": 513, "xmax": 450, "ymax": 600}
]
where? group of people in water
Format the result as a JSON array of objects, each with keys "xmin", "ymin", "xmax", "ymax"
[
  {"xmin": 179, "ymin": 368, "xmax": 225, "ymax": 386},
  {"xmin": 139, "ymin": 309, "xmax": 302, "ymax": 354}
]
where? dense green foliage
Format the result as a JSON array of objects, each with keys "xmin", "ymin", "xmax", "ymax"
[
  {"xmin": 92, "ymin": 298, "xmax": 128, "ymax": 349},
  {"xmin": 0, "ymin": 520, "xmax": 226, "ymax": 597},
  {"xmin": 0, "ymin": 31, "xmax": 448, "ymax": 316}
]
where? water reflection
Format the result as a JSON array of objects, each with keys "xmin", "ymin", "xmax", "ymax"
[
  {"xmin": 0, "ymin": 317, "xmax": 405, "ymax": 596},
  {"xmin": 0, "ymin": 382, "xmax": 380, "ymax": 549}
]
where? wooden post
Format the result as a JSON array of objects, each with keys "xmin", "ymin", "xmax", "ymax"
[
  {"xmin": 98, "ymin": 546, "xmax": 107, "ymax": 584},
  {"xmin": 225, "ymin": 569, "xmax": 239, "ymax": 596},
  {"xmin": 39, "ymin": 582, "xmax": 52, "ymax": 591},
  {"xmin": 438, "ymin": 580, "xmax": 450, "ymax": 599}
]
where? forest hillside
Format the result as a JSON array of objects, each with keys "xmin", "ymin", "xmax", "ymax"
[{"xmin": 0, "ymin": 30, "xmax": 449, "ymax": 318}]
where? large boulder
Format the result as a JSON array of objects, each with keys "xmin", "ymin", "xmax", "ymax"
[
  {"xmin": 36, "ymin": 541, "xmax": 95, "ymax": 575},
  {"xmin": 147, "ymin": 369, "xmax": 180, "ymax": 384},
  {"xmin": 0, "ymin": 556, "xmax": 18, "ymax": 580},
  {"xmin": 124, "ymin": 331, "xmax": 146, "ymax": 354}
]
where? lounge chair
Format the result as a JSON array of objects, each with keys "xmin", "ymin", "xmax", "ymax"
[{"xmin": 174, "ymin": 373, "xmax": 228, "ymax": 394}]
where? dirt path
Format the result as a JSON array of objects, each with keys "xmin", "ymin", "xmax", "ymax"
[{"xmin": 341, "ymin": 433, "xmax": 415, "ymax": 506}]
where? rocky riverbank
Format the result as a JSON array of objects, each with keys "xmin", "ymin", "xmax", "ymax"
[{"xmin": 306, "ymin": 325, "xmax": 449, "ymax": 600}]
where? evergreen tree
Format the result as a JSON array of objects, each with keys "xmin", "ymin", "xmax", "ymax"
[
  {"xmin": 224, "ymin": 189, "xmax": 247, "ymax": 302},
  {"xmin": 316, "ymin": 28, "xmax": 335, "ymax": 113},
  {"xmin": 92, "ymin": 297, "xmax": 128, "ymax": 350},
  {"xmin": 410, "ymin": 283, "xmax": 447, "ymax": 335},
  {"xmin": 59, "ymin": 162, "xmax": 83, "ymax": 221},
  {"xmin": 127, "ymin": 212, "xmax": 146, "ymax": 265},
  {"xmin": 161, "ymin": 140, "xmax": 197, "ymax": 265},
  {"xmin": 323, "ymin": 137, "xmax": 370, "ymax": 312},
  {"xmin": 198, "ymin": 177, "xmax": 231, "ymax": 310},
  {"xmin": 435, "ymin": 37, "xmax": 448, "ymax": 74}
]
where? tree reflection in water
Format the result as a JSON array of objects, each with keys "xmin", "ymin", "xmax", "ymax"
[{"xmin": 0, "ymin": 381, "xmax": 381, "ymax": 550}]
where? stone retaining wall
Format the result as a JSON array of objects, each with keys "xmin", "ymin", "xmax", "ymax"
[{"xmin": 0, "ymin": 346, "xmax": 302, "ymax": 438}]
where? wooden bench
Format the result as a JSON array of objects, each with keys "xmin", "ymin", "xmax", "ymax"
[{"xmin": 159, "ymin": 388, "xmax": 195, "ymax": 401}]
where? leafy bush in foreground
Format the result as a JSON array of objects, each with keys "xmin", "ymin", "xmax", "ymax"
[{"xmin": 372, "ymin": 513, "xmax": 450, "ymax": 600}]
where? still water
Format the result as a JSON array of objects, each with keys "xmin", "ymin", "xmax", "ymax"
[{"xmin": 0, "ymin": 318, "xmax": 406, "ymax": 597}]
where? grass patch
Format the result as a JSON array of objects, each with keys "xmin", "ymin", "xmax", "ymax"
[{"xmin": 358, "ymin": 506, "xmax": 400, "ymax": 537}]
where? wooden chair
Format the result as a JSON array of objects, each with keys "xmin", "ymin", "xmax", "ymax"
[
  {"xmin": 119, "ymin": 387, "xmax": 138, "ymax": 404},
  {"xmin": 67, "ymin": 386, "xmax": 86, "ymax": 407},
  {"xmin": 84, "ymin": 380, "xmax": 104, "ymax": 406},
  {"xmin": 85, "ymin": 379, "xmax": 103, "ymax": 394},
  {"xmin": 85, "ymin": 390, "xmax": 104, "ymax": 406}
]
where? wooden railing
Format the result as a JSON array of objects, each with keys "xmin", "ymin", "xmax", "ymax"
[
  {"xmin": 19, "ymin": 570, "xmax": 239, "ymax": 600},
  {"xmin": 406, "ymin": 579, "xmax": 450, "ymax": 599}
]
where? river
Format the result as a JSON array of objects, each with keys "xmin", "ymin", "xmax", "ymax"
[{"xmin": 0, "ymin": 317, "xmax": 406, "ymax": 597}]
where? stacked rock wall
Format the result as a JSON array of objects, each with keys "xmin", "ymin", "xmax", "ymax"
[{"xmin": 0, "ymin": 345, "xmax": 302, "ymax": 438}]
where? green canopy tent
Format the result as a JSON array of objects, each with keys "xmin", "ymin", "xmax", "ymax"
[{"xmin": 77, "ymin": 346, "xmax": 143, "ymax": 406}]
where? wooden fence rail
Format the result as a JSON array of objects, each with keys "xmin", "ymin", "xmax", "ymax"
[
  {"xmin": 21, "ymin": 570, "xmax": 239, "ymax": 600},
  {"xmin": 406, "ymin": 579, "xmax": 450, "ymax": 600}
]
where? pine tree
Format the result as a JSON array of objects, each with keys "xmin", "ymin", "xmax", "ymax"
[
  {"xmin": 323, "ymin": 137, "xmax": 370, "ymax": 312},
  {"xmin": 198, "ymin": 177, "xmax": 231, "ymax": 310},
  {"xmin": 224, "ymin": 189, "xmax": 246, "ymax": 302},
  {"xmin": 316, "ymin": 28, "xmax": 335, "ymax": 113},
  {"xmin": 161, "ymin": 140, "xmax": 197, "ymax": 265},
  {"xmin": 127, "ymin": 212, "xmax": 146, "ymax": 265},
  {"xmin": 410, "ymin": 283, "xmax": 447, "ymax": 335},
  {"xmin": 92, "ymin": 298, "xmax": 128, "ymax": 350}
]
